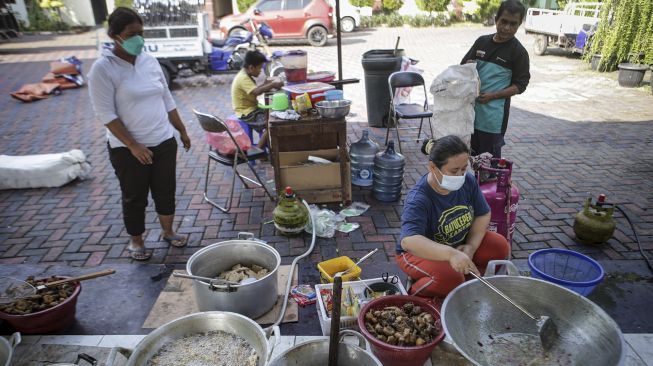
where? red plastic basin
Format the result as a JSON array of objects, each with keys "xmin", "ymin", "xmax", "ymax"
[
  {"xmin": 357, "ymin": 295, "xmax": 445, "ymax": 366},
  {"xmin": 0, "ymin": 277, "xmax": 81, "ymax": 334}
]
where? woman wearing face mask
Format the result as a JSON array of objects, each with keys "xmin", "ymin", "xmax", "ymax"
[
  {"xmin": 397, "ymin": 136, "xmax": 510, "ymax": 299},
  {"xmin": 88, "ymin": 7, "xmax": 191, "ymax": 261}
]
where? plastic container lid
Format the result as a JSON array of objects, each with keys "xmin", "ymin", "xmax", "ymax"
[
  {"xmin": 283, "ymin": 82, "xmax": 334, "ymax": 95},
  {"xmin": 307, "ymin": 71, "xmax": 336, "ymax": 82}
]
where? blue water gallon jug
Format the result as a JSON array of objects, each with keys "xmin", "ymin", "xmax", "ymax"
[
  {"xmin": 373, "ymin": 141, "xmax": 405, "ymax": 202},
  {"xmin": 350, "ymin": 130, "xmax": 380, "ymax": 187}
]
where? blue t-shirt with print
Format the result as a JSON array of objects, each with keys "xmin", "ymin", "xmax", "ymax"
[{"xmin": 397, "ymin": 172, "xmax": 490, "ymax": 254}]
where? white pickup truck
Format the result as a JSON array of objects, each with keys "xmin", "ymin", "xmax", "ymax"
[
  {"xmin": 98, "ymin": 12, "xmax": 283, "ymax": 86},
  {"xmin": 99, "ymin": 12, "xmax": 214, "ymax": 85},
  {"xmin": 524, "ymin": 2, "xmax": 602, "ymax": 55}
]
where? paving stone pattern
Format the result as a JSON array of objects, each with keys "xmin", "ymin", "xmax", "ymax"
[{"xmin": 0, "ymin": 27, "xmax": 651, "ymax": 267}]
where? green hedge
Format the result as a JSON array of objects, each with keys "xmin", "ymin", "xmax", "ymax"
[
  {"xmin": 25, "ymin": 0, "xmax": 69, "ymax": 31},
  {"xmin": 416, "ymin": 0, "xmax": 449, "ymax": 14},
  {"xmin": 349, "ymin": 0, "xmax": 374, "ymax": 6},
  {"xmin": 589, "ymin": 0, "xmax": 653, "ymax": 69},
  {"xmin": 360, "ymin": 13, "xmax": 450, "ymax": 28},
  {"xmin": 236, "ymin": 0, "xmax": 258, "ymax": 13},
  {"xmin": 114, "ymin": 0, "xmax": 134, "ymax": 9}
]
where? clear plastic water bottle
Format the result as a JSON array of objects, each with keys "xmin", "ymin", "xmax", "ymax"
[
  {"xmin": 350, "ymin": 130, "xmax": 380, "ymax": 187},
  {"xmin": 373, "ymin": 141, "xmax": 405, "ymax": 202}
]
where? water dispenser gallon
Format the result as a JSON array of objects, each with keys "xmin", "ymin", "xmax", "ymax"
[
  {"xmin": 350, "ymin": 130, "xmax": 380, "ymax": 187},
  {"xmin": 373, "ymin": 141, "xmax": 405, "ymax": 202}
]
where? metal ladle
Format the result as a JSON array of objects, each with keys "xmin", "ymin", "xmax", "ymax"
[
  {"xmin": 333, "ymin": 248, "xmax": 379, "ymax": 278},
  {"xmin": 468, "ymin": 271, "xmax": 559, "ymax": 351},
  {"xmin": 172, "ymin": 272, "xmax": 257, "ymax": 285}
]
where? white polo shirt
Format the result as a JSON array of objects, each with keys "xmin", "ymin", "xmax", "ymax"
[{"xmin": 88, "ymin": 49, "xmax": 176, "ymax": 148}]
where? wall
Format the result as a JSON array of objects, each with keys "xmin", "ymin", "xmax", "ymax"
[
  {"xmin": 398, "ymin": 0, "xmax": 431, "ymax": 16},
  {"xmin": 61, "ymin": 0, "xmax": 96, "ymax": 25},
  {"xmin": 7, "ymin": 0, "xmax": 29, "ymax": 26}
]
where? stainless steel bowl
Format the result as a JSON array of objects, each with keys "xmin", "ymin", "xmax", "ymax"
[
  {"xmin": 268, "ymin": 330, "xmax": 382, "ymax": 366},
  {"xmin": 315, "ymin": 99, "xmax": 351, "ymax": 119},
  {"xmin": 0, "ymin": 333, "xmax": 20, "ymax": 366},
  {"xmin": 106, "ymin": 312, "xmax": 279, "ymax": 366}
]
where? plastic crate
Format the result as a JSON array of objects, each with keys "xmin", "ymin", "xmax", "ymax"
[
  {"xmin": 315, "ymin": 277, "xmax": 407, "ymax": 336},
  {"xmin": 317, "ymin": 256, "xmax": 362, "ymax": 283}
]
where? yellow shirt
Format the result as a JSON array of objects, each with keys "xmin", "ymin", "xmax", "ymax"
[{"xmin": 231, "ymin": 70, "xmax": 258, "ymax": 117}]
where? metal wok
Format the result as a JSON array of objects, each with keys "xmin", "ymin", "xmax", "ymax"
[{"xmin": 442, "ymin": 260, "xmax": 625, "ymax": 366}]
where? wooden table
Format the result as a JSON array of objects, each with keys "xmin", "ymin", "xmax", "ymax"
[{"xmin": 269, "ymin": 113, "xmax": 351, "ymax": 204}]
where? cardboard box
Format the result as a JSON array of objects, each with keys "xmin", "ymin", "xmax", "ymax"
[{"xmin": 278, "ymin": 148, "xmax": 351, "ymax": 203}]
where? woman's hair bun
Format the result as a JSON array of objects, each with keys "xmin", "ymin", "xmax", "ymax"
[{"xmin": 421, "ymin": 138, "xmax": 436, "ymax": 156}]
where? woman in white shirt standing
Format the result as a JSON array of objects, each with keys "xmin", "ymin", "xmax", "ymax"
[{"xmin": 88, "ymin": 7, "xmax": 191, "ymax": 260}]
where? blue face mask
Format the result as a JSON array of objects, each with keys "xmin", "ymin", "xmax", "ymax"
[{"xmin": 118, "ymin": 35, "xmax": 145, "ymax": 56}]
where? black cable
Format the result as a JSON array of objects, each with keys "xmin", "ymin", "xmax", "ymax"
[{"xmin": 615, "ymin": 205, "xmax": 653, "ymax": 272}]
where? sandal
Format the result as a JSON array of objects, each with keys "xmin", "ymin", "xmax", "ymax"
[
  {"xmin": 163, "ymin": 234, "xmax": 187, "ymax": 248},
  {"xmin": 127, "ymin": 246, "xmax": 152, "ymax": 261}
]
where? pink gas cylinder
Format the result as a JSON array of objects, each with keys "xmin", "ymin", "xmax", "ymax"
[{"xmin": 477, "ymin": 158, "xmax": 519, "ymax": 249}]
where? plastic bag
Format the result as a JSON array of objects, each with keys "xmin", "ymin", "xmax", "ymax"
[
  {"xmin": 304, "ymin": 205, "xmax": 362, "ymax": 237},
  {"xmin": 394, "ymin": 57, "xmax": 424, "ymax": 106},
  {"xmin": 430, "ymin": 63, "xmax": 480, "ymax": 108},
  {"xmin": 205, "ymin": 117, "xmax": 252, "ymax": 155},
  {"xmin": 340, "ymin": 202, "xmax": 370, "ymax": 217},
  {"xmin": 429, "ymin": 64, "xmax": 480, "ymax": 141},
  {"xmin": 305, "ymin": 205, "xmax": 345, "ymax": 238}
]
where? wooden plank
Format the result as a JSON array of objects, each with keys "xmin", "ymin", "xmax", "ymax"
[{"xmin": 142, "ymin": 266, "xmax": 298, "ymax": 328}]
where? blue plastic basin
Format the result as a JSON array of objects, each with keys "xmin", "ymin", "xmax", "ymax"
[{"xmin": 528, "ymin": 248, "xmax": 605, "ymax": 296}]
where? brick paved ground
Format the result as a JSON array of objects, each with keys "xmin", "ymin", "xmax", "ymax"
[{"xmin": 0, "ymin": 26, "xmax": 651, "ymax": 268}]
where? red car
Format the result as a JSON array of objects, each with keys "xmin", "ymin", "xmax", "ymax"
[{"xmin": 218, "ymin": 0, "xmax": 334, "ymax": 47}]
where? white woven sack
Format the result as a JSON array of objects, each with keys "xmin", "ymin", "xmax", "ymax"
[{"xmin": 0, "ymin": 149, "xmax": 91, "ymax": 190}]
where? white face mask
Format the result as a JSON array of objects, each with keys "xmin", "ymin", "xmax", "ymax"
[{"xmin": 434, "ymin": 167, "xmax": 465, "ymax": 191}]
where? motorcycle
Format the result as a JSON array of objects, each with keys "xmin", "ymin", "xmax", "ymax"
[{"xmin": 209, "ymin": 19, "xmax": 283, "ymax": 76}]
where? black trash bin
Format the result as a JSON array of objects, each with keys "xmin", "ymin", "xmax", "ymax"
[{"xmin": 361, "ymin": 49, "xmax": 405, "ymax": 127}]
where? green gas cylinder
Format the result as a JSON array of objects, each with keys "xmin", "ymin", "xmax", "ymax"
[
  {"xmin": 573, "ymin": 194, "xmax": 616, "ymax": 245},
  {"xmin": 273, "ymin": 187, "xmax": 309, "ymax": 236}
]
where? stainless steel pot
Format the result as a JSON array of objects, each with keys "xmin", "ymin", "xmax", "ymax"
[
  {"xmin": 268, "ymin": 330, "xmax": 382, "ymax": 366},
  {"xmin": 106, "ymin": 311, "xmax": 280, "ymax": 366},
  {"xmin": 0, "ymin": 332, "xmax": 20, "ymax": 366},
  {"xmin": 187, "ymin": 233, "xmax": 281, "ymax": 318},
  {"xmin": 442, "ymin": 260, "xmax": 625, "ymax": 366}
]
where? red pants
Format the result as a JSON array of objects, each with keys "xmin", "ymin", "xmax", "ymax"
[{"xmin": 396, "ymin": 231, "xmax": 510, "ymax": 299}]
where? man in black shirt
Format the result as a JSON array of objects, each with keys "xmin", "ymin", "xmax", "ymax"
[{"xmin": 461, "ymin": 0, "xmax": 530, "ymax": 158}]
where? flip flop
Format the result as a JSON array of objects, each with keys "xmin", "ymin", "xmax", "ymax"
[
  {"xmin": 163, "ymin": 234, "xmax": 187, "ymax": 248},
  {"xmin": 127, "ymin": 246, "xmax": 152, "ymax": 261}
]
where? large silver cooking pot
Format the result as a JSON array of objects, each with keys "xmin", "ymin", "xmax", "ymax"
[
  {"xmin": 106, "ymin": 311, "xmax": 280, "ymax": 366},
  {"xmin": 0, "ymin": 332, "xmax": 20, "ymax": 366},
  {"xmin": 442, "ymin": 260, "xmax": 625, "ymax": 366},
  {"xmin": 268, "ymin": 330, "xmax": 382, "ymax": 366},
  {"xmin": 187, "ymin": 232, "xmax": 281, "ymax": 318}
]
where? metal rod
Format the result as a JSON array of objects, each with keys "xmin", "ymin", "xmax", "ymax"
[
  {"xmin": 334, "ymin": 248, "xmax": 378, "ymax": 277},
  {"xmin": 336, "ymin": 0, "xmax": 343, "ymax": 80},
  {"xmin": 328, "ymin": 275, "xmax": 342, "ymax": 366},
  {"xmin": 468, "ymin": 271, "xmax": 537, "ymax": 320},
  {"xmin": 172, "ymin": 272, "xmax": 239, "ymax": 286},
  {"xmin": 37, "ymin": 269, "xmax": 116, "ymax": 289}
]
